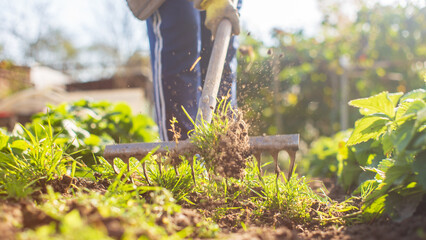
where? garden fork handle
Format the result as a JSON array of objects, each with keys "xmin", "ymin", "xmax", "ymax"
[{"xmin": 196, "ymin": 18, "xmax": 233, "ymax": 125}]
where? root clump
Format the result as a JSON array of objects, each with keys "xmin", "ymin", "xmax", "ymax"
[{"xmin": 213, "ymin": 115, "xmax": 250, "ymax": 179}]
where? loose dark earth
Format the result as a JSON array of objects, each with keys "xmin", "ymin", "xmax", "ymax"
[{"xmin": 2, "ymin": 177, "xmax": 425, "ymax": 240}]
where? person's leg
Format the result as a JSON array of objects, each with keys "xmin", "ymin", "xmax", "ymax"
[
  {"xmin": 146, "ymin": 0, "xmax": 202, "ymax": 141},
  {"xmin": 200, "ymin": 0, "xmax": 242, "ymax": 108}
]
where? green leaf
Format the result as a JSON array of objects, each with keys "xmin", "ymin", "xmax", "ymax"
[
  {"xmin": 395, "ymin": 99, "xmax": 426, "ymax": 120},
  {"xmin": 113, "ymin": 102, "xmax": 132, "ymax": 115},
  {"xmin": 347, "ymin": 115, "xmax": 390, "ymax": 146},
  {"xmin": 84, "ymin": 134, "xmax": 101, "ymax": 146},
  {"xmin": 381, "ymin": 130, "xmax": 394, "ymax": 156},
  {"xmin": 349, "ymin": 91, "xmax": 402, "ymax": 118},
  {"xmin": 413, "ymin": 150, "xmax": 426, "ymax": 189},
  {"xmin": 10, "ymin": 140, "xmax": 30, "ymax": 151},
  {"xmin": 362, "ymin": 193, "xmax": 387, "ymax": 221},
  {"xmin": 393, "ymin": 119, "xmax": 416, "ymax": 154},
  {"xmin": 415, "ymin": 107, "xmax": 426, "ymax": 129},
  {"xmin": 385, "ymin": 190, "xmax": 423, "ymax": 222},
  {"xmin": 0, "ymin": 151, "xmax": 15, "ymax": 166},
  {"xmin": 388, "ymin": 92, "xmax": 404, "ymax": 109},
  {"xmin": 400, "ymin": 88, "xmax": 426, "ymax": 102},
  {"xmin": 411, "ymin": 131, "xmax": 426, "ymax": 150},
  {"xmin": 378, "ymin": 158, "xmax": 395, "ymax": 172},
  {"xmin": 338, "ymin": 157, "xmax": 362, "ymax": 191},
  {"xmin": 384, "ymin": 165, "xmax": 411, "ymax": 186},
  {"xmin": 0, "ymin": 131, "xmax": 10, "ymax": 150},
  {"xmin": 351, "ymin": 140, "xmax": 383, "ymax": 166}
]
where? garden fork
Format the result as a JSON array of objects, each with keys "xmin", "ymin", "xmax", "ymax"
[{"xmin": 104, "ymin": 16, "xmax": 299, "ymax": 182}]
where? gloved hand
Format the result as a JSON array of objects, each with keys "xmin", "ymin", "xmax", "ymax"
[{"xmin": 193, "ymin": 0, "xmax": 240, "ymax": 37}]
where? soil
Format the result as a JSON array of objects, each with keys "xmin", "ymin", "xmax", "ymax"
[
  {"xmin": 1, "ymin": 177, "xmax": 425, "ymax": 239},
  {"xmin": 1, "ymin": 114, "xmax": 425, "ymax": 239},
  {"xmin": 210, "ymin": 113, "xmax": 251, "ymax": 179},
  {"xmin": 0, "ymin": 200, "xmax": 58, "ymax": 240},
  {"xmin": 30, "ymin": 175, "xmax": 110, "ymax": 200}
]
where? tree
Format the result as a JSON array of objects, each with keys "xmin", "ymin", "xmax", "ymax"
[
  {"xmin": 0, "ymin": 0, "xmax": 79, "ymax": 67},
  {"xmin": 237, "ymin": 2, "xmax": 425, "ymax": 143},
  {"xmin": 82, "ymin": 0, "xmax": 148, "ymax": 66},
  {"xmin": 0, "ymin": 0, "xmax": 149, "ymax": 81}
]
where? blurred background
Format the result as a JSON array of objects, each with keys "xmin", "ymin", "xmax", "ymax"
[{"xmin": 0, "ymin": 0, "xmax": 425, "ymax": 144}]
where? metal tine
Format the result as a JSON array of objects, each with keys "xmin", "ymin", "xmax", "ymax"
[
  {"xmin": 108, "ymin": 158, "xmax": 120, "ymax": 175},
  {"xmin": 103, "ymin": 134, "xmax": 300, "ymax": 185},
  {"xmin": 271, "ymin": 150, "xmax": 281, "ymax": 196},
  {"xmin": 286, "ymin": 150, "xmax": 297, "ymax": 181},
  {"xmin": 106, "ymin": 157, "xmax": 131, "ymax": 177},
  {"xmin": 271, "ymin": 150, "xmax": 281, "ymax": 179},
  {"xmin": 142, "ymin": 161, "xmax": 150, "ymax": 185},
  {"xmin": 253, "ymin": 152, "xmax": 263, "ymax": 179},
  {"xmin": 174, "ymin": 164, "xmax": 179, "ymax": 176},
  {"xmin": 190, "ymin": 155, "xmax": 196, "ymax": 185},
  {"xmin": 124, "ymin": 158, "xmax": 130, "ymax": 173},
  {"xmin": 156, "ymin": 154, "xmax": 163, "ymax": 175}
]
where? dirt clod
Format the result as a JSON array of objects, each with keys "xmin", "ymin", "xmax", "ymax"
[{"xmin": 213, "ymin": 114, "xmax": 250, "ymax": 179}]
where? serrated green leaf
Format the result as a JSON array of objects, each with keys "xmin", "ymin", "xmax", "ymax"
[
  {"xmin": 393, "ymin": 119, "xmax": 416, "ymax": 154},
  {"xmin": 347, "ymin": 115, "xmax": 390, "ymax": 146},
  {"xmin": 400, "ymin": 88, "xmax": 426, "ymax": 102},
  {"xmin": 396, "ymin": 99, "xmax": 426, "ymax": 119},
  {"xmin": 381, "ymin": 130, "xmax": 394, "ymax": 156},
  {"xmin": 363, "ymin": 166, "xmax": 386, "ymax": 181},
  {"xmin": 415, "ymin": 107, "xmax": 426, "ymax": 129},
  {"xmin": 378, "ymin": 158, "xmax": 395, "ymax": 172},
  {"xmin": 384, "ymin": 165, "xmax": 411, "ymax": 186},
  {"xmin": 388, "ymin": 92, "xmax": 404, "ymax": 109},
  {"xmin": 349, "ymin": 91, "xmax": 402, "ymax": 118}
]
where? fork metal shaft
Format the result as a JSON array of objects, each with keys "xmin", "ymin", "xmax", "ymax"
[{"xmin": 104, "ymin": 134, "xmax": 299, "ymax": 162}]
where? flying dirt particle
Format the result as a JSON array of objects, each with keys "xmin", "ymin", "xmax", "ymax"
[
  {"xmin": 198, "ymin": 86, "xmax": 202, "ymax": 91},
  {"xmin": 197, "ymin": 111, "xmax": 250, "ymax": 179},
  {"xmin": 267, "ymin": 48, "xmax": 273, "ymax": 55}
]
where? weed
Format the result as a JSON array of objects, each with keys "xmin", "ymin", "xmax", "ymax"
[
  {"xmin": 183, "ymin": 97, "xmax": 250, "ymax": 179},
  {"xmin": 147, "ymin": 157, "xmax": 199, "ymax": 202},
  {"xmin": 0, "ymin": 123, "xmax": 76, "ymax": 199}
]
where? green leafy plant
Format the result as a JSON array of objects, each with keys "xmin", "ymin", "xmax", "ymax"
[
  {"xmin": 25, "ymin": 100, "xmax": 158, "ymax": 165},
  {"xmin": 301, "ymin": 130, "xmax": 352, "ymax": 178},
  {"xmin": 0, "ymin": 123, "xmax": 76, "ymax": 199},
  {"xmin": 346, "ymin": 88, "xmax": 426, "ymax": 222},
  {"xmin": 147, "ymin": 156, "xmax": 203, "ymax": 203}
]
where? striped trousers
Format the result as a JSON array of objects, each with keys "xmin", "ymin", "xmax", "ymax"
[{"xmin": 146, "ymin": 0, "xmax": 241, "ymax": 141}]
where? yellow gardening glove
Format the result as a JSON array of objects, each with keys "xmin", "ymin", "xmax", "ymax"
[{"xmin": 193, "ymin": 0, "xmax": 240, "ymax": 37}]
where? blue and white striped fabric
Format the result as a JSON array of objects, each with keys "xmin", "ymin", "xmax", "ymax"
[{"xmin": 146, "ymin": 0, "xmax": 241, "ymax": 141}]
